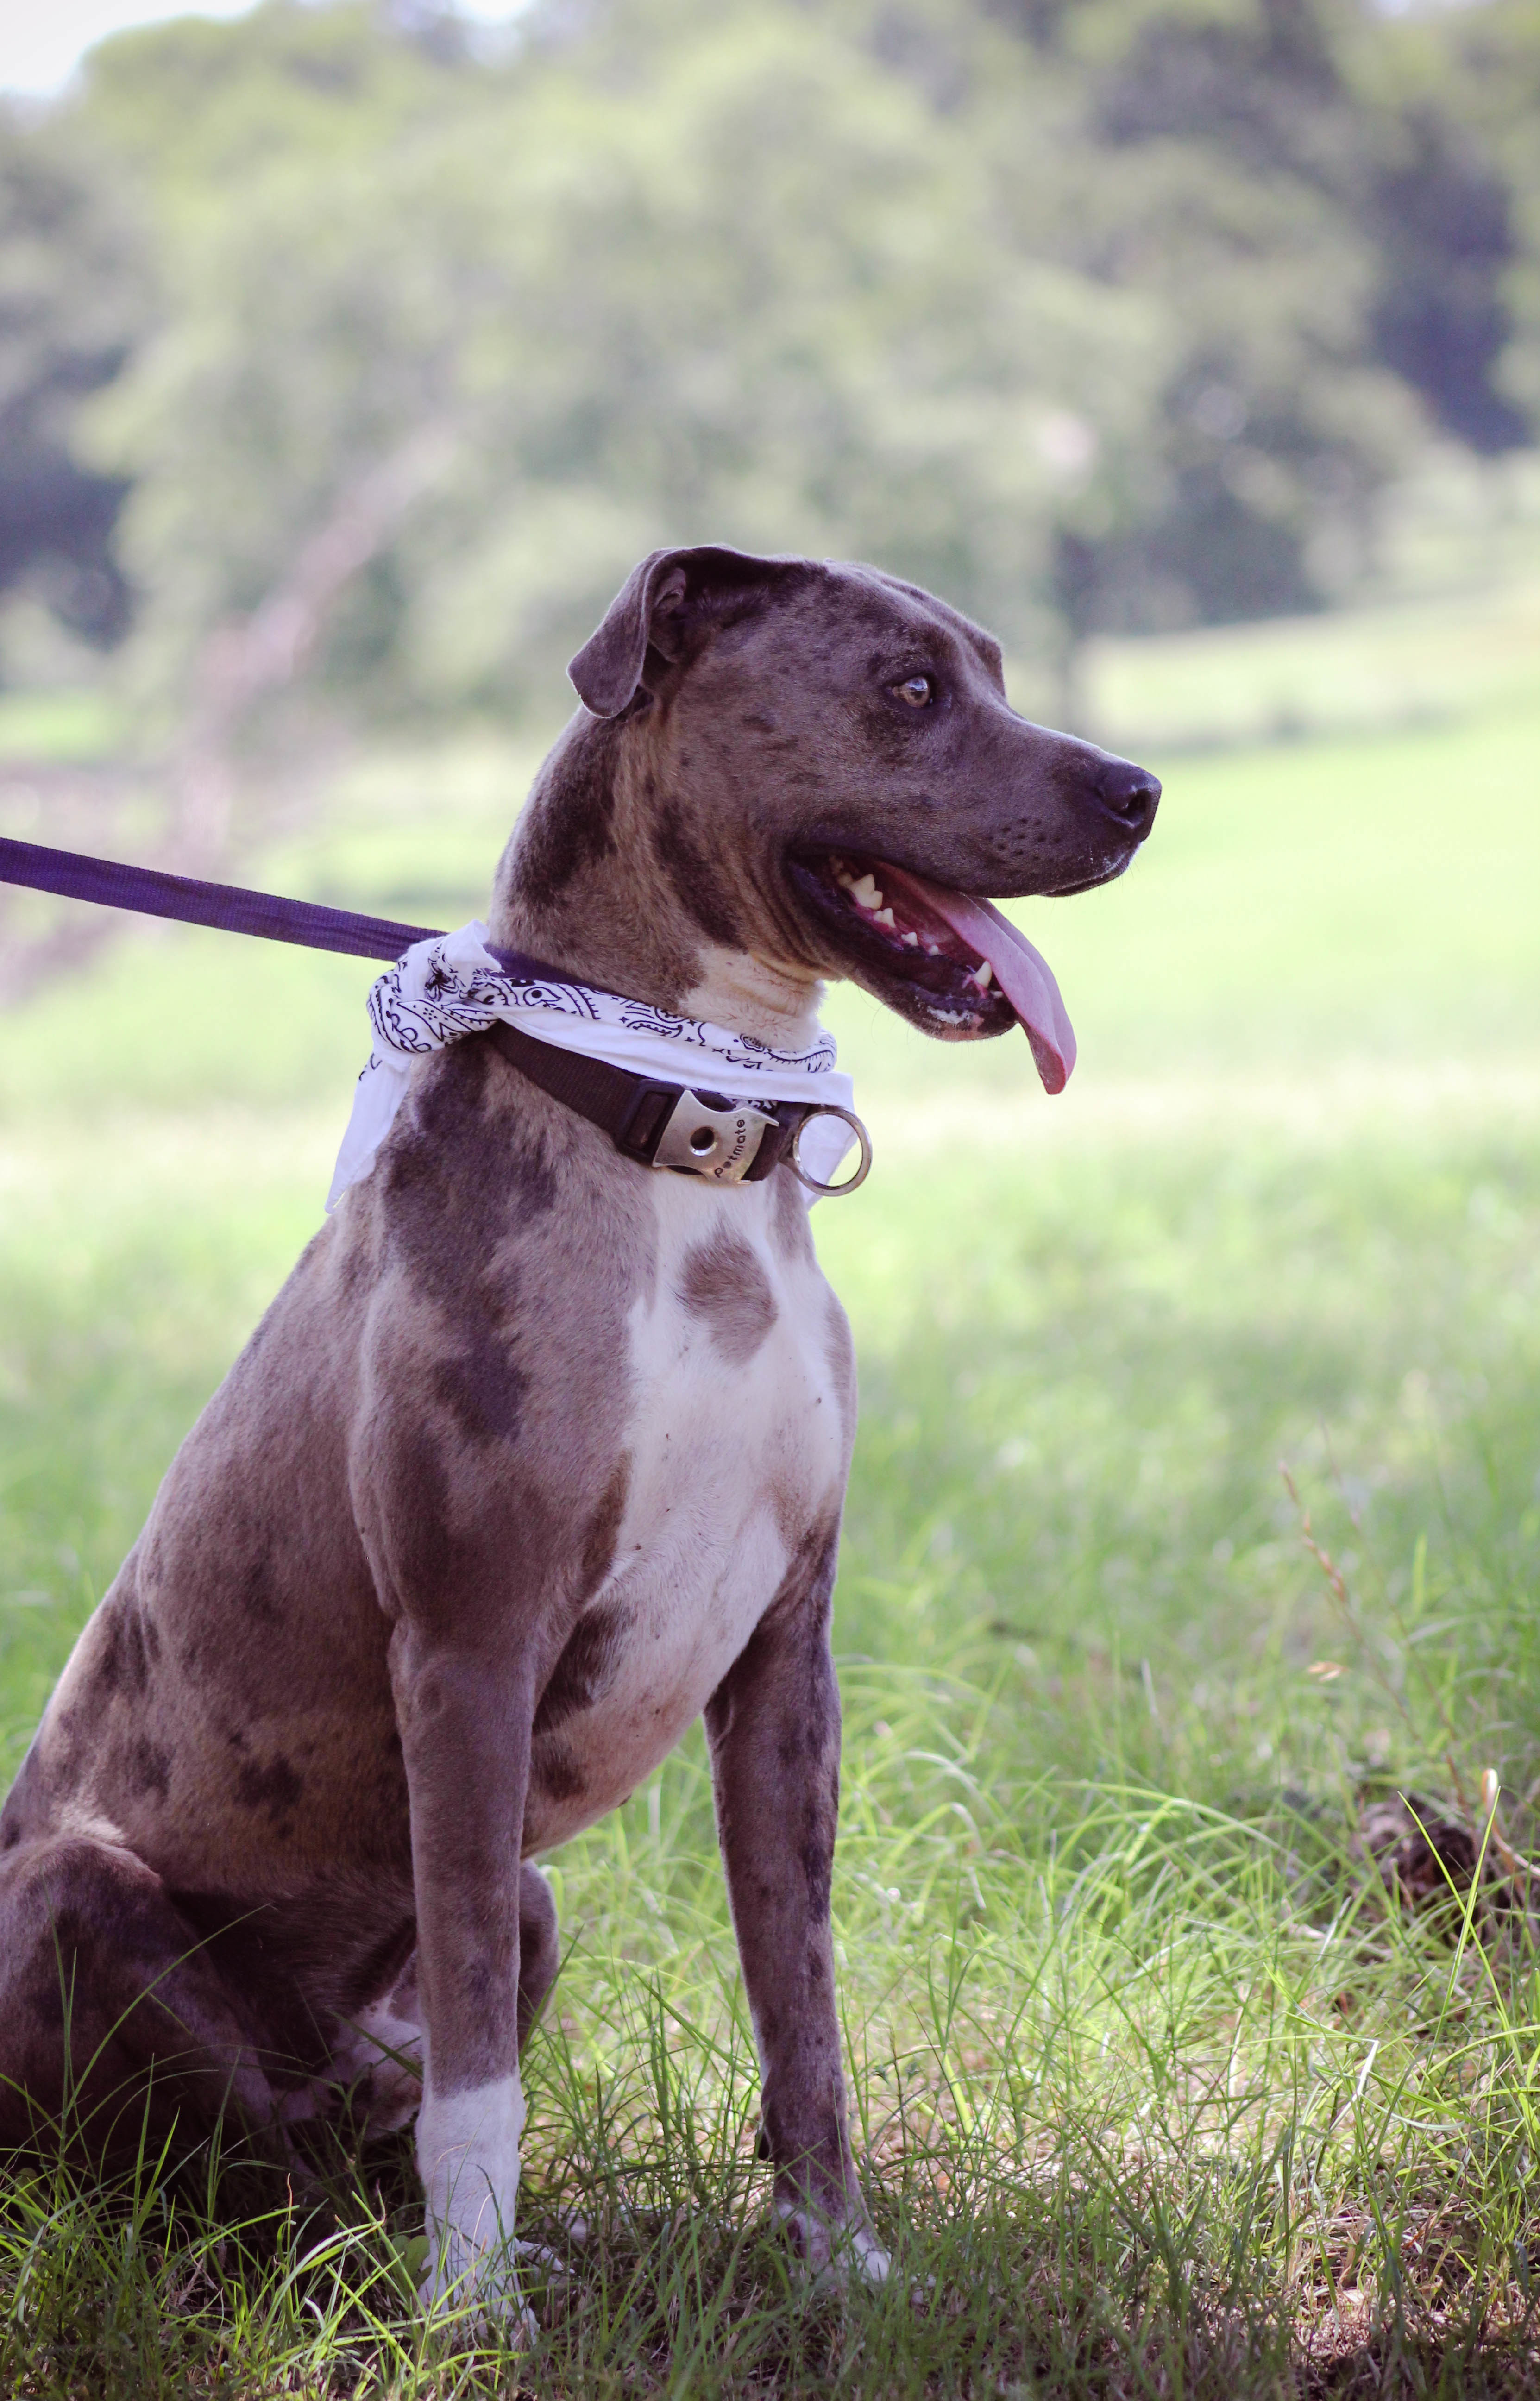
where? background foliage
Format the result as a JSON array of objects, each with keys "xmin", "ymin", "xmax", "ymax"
[{"xmin": 1, "ymin": 0, "xmax": 1537, "ymax": 727}]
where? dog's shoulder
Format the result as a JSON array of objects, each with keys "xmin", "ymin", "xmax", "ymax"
[{"xmin": 341, "ymin": 1032, "xmax": 659, "ymax": 1311}]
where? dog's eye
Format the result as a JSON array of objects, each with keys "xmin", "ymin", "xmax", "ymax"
[{"xmin": 891, "ymin": 674, "xmax": 935, "ymax": 709}]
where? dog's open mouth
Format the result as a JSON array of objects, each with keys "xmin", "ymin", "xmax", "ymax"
[{"xmin": 786, "ymin": 850, "xmax": 1077, "ymax": 1093}]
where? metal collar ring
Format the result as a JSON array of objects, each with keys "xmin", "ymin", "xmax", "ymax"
[{"xmin": 788, "ymin": 1104, "xmax": 873, "ymax": 1198}]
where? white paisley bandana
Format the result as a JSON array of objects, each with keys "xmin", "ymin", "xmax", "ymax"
[{"xmin": 327, "ymin": 921, "xmax": 857, "ymax": 1210}]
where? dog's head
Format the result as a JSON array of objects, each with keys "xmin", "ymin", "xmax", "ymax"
[{"xmin": 503, "ymin": 545, "xmax": 1158, "ymax": 1089}]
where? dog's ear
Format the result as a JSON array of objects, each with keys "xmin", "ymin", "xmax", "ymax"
[{"xmin": 567, "ymin": 546, "xmax": 798, "ymax": 719}]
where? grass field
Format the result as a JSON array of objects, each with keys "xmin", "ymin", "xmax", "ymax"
[{"xmin": 1, "ymin": 587, "xmax": 1539, "ymax": 2394}]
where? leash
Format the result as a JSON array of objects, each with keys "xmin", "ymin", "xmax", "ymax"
[
  {"xmin": 0, "ymin": 836, "xmax": 871, "ymax": 1194},
  {"xmin": 0, "ymin": 834, "xmax": 440, "ymax": 961}
]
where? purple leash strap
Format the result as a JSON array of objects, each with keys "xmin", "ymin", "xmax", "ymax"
[{"xmin": 0, "ymin": 834, "xmax": 441, "ymax": 962}]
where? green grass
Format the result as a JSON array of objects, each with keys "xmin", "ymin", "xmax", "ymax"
[
  {"xmin": 1077, "ymin": 575, "xmax": 1540, "ymax": 758},
  {"xmin": 0, "ymin": 691, "xmax": 127, "ymax": 764},
  {"xmin": 2, "ymin": 591, "xmax": 1540, "ymax": 2392}
]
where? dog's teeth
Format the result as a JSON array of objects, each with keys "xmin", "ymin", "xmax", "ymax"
[
  {"xmin": 873, "ymin": 907, "xmax": 896, "ymax": 928},
  {"xmin": 924, "ymin": 940, "xmax": 942, "ymax": 956},
  {"xmin": 973, "ymin": 962, "xmax": 993, "ymax": 989},
  {"xmin": 901, "ymin": 930, "xmax": 919, "ymax": 947},
  {"xmin": 849, "ymin": 874, "xmax": 880, "ymax": 909}
]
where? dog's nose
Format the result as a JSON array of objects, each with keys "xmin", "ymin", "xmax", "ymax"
[{"xmin": 1095, "ymin": 757, "xmax": 1161, "ymax": 837}]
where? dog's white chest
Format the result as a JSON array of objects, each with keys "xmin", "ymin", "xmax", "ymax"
[{"xmin": 528, "ymin": 1175, "xmax": 849, "ymax": 1846}]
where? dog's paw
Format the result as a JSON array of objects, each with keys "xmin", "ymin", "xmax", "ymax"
[
  {"xmin": 512, "ymin": 2235, "xmax": 571, "ymax": 2281},
  {"xmin": 414, "ymin": 2078, "xmax": 530, "ymax": 2342},
  {"xmin": 418, "ymin": 2228, "xmax": 537, "ymax": 2348},
  {"xmin": 828, "ymin": 2221, "xmax": 892, "ymax": 2290},
  {"xmin": 774, "ymin": 2197, "xmax": 891, "ymax": 2290}
]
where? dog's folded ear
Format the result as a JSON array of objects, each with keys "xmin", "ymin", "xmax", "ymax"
[{"xmin": 568, "ymin": 545, "xmax": 801, "ymax": 719}]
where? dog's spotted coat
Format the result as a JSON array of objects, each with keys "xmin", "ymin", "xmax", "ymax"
[{"xmin": 0, "ymin": 546, "xmax": 1157, "ymax": 2321}]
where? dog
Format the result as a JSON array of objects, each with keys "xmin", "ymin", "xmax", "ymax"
[{"xmin": 0, "ymin": 546, "xmax": 1157, "ymax": 2319}]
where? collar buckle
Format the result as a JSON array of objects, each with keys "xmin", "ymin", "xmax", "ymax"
[{"xmin": 652, "ymin": 1088, "xmax": 778, "ymax": 1183}]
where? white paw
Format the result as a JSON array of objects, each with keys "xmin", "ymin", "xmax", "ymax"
[
  {"xmin": 418, "ymin": 2227, "xmax": 537, "ymax": 2346},
  {"xmin": 513, "ymin": 2236, "xmax": 571, "ymax": 2279},
  {"xmin": 775, "ymin": 2198, "xmax": 891, "ymax": 2288},
  {"xmin": 415, "ymin": 2076, "xmax": 529, "ymax": 2339},
  {"xmin": 846, "ymin": 2224, "xmax": 892, "ymax": 2286},
  {"xmin": 328, "ymin": 1975, "xmax": 425, "ymax": 2135}
]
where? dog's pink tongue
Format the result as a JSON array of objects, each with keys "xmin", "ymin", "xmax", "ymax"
[{"xmin": 891, "ymin": 870, "xmax": 1077, "ymax": 1094}]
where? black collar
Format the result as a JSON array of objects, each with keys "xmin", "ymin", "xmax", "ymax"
[{"xmin": 480, "ymin": 1016, "xmax": 870, "ymax": 1195}]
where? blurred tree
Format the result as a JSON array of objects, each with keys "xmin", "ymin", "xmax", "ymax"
[
  {"xmin": 1334, "ymin": 0, "xmax": 1531, "ymax": 457},
  {"xmin": 27, "ymin": 0, "xmax": 1536, "ymax": 741},
  {"xmin": 1362, "ymin": 104, "xmax": 1527, "ymax": 454},
  {"xmin": 79, "ymin": 0, "xmax": 1164, "ymax": 723},
  {"xmin": 982, "ymin": 0, "xmax": 1535, "ymax": 458},
  {"xmin": 1419, "ymin": 0, "xmax": 1540, "ymax": 437},
  {"xmin": 956, "ymin": 0, "xmax": 1520, "ymax": 638},
  {"xmin": 0, "ymin": 112, "xmax": 152, "ymax": 658},
  {"xmin": 76, "ymin": 0, "xmax": 477, "ymax": 207}
]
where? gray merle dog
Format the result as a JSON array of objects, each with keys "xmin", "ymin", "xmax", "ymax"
[{"xmin": 0, "ymin": 546, "xmax": 1158, "ymax": 2323}]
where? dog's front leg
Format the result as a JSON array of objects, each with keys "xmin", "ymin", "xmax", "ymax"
[
  {"xmin": 704, "ymin": 1525, "xmax": 888, "ymax": 2286},
  {"xmin": 390, "ymin": 1627, "xmax": 534, "ymax": 2329}
]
